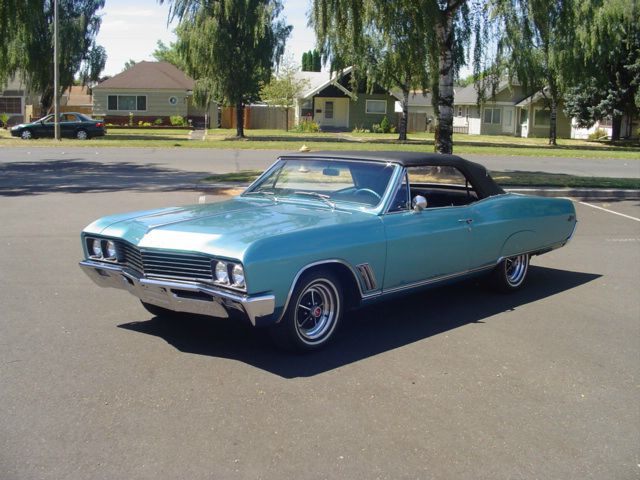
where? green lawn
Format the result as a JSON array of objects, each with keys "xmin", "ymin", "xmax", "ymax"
[{"xmin": 0, "ymin": 127, "xmax": 638, "ymax": 160}]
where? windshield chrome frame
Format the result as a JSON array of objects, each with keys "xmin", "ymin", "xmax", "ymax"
[{"xmin": 241, "ymin": 157, "xmax": 402, "ymax": 215}]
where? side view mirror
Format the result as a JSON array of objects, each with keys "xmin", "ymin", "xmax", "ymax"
[{"xmin": 412, "ymin": 195, "xmax": 427, "ymax": 212}]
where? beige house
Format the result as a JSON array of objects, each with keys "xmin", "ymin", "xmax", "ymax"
[
  {"xmin": 0, "ymin": 76, "xmax": 39, "ymax": 125},
  {"xmin": 93, "ymin": 62, "xmax": 216, "ymax": 126}
]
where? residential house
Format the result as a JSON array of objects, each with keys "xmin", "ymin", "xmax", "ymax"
[
  {"xmin": 93, "ymin": 61, "xmax": 216, "ymax": 126},
  {"xmin": 60, "ymin": 86, "xmax": 93, "ymax": 116},
  {"xmin": 514, "ymin": 91, "xmax": 572, "ymax": 138},
  {"xmin": 0, "ymin": 76, "xmax": 38, "ymax": 126},
  {"xmin": 295, "ymin": 67, "xmax": 397, "ymax": 131}
]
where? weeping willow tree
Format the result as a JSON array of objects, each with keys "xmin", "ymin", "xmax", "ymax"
[
  {"xmin": 492, "ymin": 0, "xmax": 575, "ymax": 145},
  {"xmin": 312, "ymin": 0, "xmax": 433, "ymax": 141},
  {"xmin": 563, "ymin": 0, "xmax": 639, "ymax": 140},
  {"xmin": 313, "ymin": 0, "xmax": 473, "ymax": 152},
  {"xmin": 161, "ymin": 0, "xmax": 291, "ymax": 138},
  {"xmin": 0, "ymin": 0, "xmax": 106, "ymax": 112}
]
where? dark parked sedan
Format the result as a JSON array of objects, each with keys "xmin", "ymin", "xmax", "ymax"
[{"xmin": 11, "ymin": 112, "xmax": 106, "ymax": 140}]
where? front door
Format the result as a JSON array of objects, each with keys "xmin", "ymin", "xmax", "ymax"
[
  {"xmin": 382, "ymin": 207, "xmax": 473, "ymax": 292},
  {"xmin": 323, "ymin": 101, "xmax": 334, "ymax": 126}
]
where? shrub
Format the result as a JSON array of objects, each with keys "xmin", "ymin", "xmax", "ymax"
[
  {"xmin": 138, "ymin": 120, "xmax": 144, "ymax": 126},
  {"xmin": 0, "ymin": 113, "xmax": 9, "ymax": 128},
  {"xmin": 170, "ymin": 115, "xmax": 186, "ymax": 126},
  {"xmin": 154, "ymin": 118, "xmax": 163, "ymax": 126},
  {"xmin": 294, "ymin": 119, "xmax": 320, "ymax": 132},
  {"xmin": 142, "ymin": 122, "xmax": 152, "ymax": 127},
  {"xmin": 588, "ymin": 128, "xmax": 608, "ymax": 141},
  {"xmin": 380, "ymin": 116, "xmax": 391, "ymax": 133},
  {"xmin": 128, "ymin": 112, "xmax": 133, "ymax": 126}
]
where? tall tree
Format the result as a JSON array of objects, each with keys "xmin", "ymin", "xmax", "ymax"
[
  {"xmin": 152, "ymin": 40, "xmax": 187, "ymax": 70},
  {"xmin": 302, "ymin": 51, "xmax": 310, "ymax": 71},
  {"xmin": 563, "ymin": 0, "xmax": 639, "ymax": 140},
  {"xmin": 312, "ymin": 0, "xmax": 472, "ymax": 153},
  {"xmin": 162, "ymin": 0, "xmax": 291, "ymax": 138},
  {"xmin": 493, "ymin": 0, "xmax": 575, "ymax": 145},
  {"xmin": 313, "ymin": 0, "xmax": 432, "ymax": 141},
  {"xmin": 122, "ymin": 59, "xmax": 137, "ymax": 71},
  {"xmin": 0, "ymin": 0, "xmax": 107, "ymax": 112},
  {"xmin": 260, "ymin": 56, "xmax": 309, "ymax": 131}
]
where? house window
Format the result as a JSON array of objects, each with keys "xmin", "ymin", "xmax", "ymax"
[
  {"xmin": 457, "ymin": 106, "xmax": 463, "ymax": 117},
  {"xmin": 0, "ymin": 97, "xmax": 21, "ymax": 114},
  {"xmin": 366, "ymin": 99, "xmax": 387, "ymax": 114},
  {"xmin": 107, "ymin": 95, "xmax": 147, "ymax": 111},
  {"xmin": 483, "ymin": 107, "xmax": 501, "ymax": 124},
  {"xmin": 534, "ymin": 108, "xmax": 550, "ymax": 127},
  {"xmin": 465, "ymin": 107, "xmax": 469, "ymax": 118},
  {"xmin": 504, "ymin": 109, "xmax": 513, "ymax": 126},
  {"xmin": 169, "ymin": 96, "xmax": 178, "ymax": 105}
]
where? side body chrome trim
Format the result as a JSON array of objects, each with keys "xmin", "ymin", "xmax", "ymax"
[{"xmin": 381, "ymin": 264, "xmax": 495, "ymax": 295}]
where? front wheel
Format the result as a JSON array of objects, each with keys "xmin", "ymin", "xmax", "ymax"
[
  {"xmin": 270, "ymin": 269, "xmax": 343, "ymax": 352},
  {"xmin": 491, "ymin": 254, "xmax": 529, "ymax": 292},
  {"xmin": 21, "ymin": 129, "xmax": 33, "ymax": 140}
]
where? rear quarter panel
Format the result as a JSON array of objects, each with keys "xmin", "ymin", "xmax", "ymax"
[{"xmin": 470, "ymin": 194, "xmax": 576, "ymax": 268}]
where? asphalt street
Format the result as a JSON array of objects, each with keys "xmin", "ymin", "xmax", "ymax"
[
  {"xmin": 0, "ymin": 153, "xmax": 639, "ymax": 479},
  {"xmin": 0, "ymin": 146, "xmax": 638, "ymax": 196}
]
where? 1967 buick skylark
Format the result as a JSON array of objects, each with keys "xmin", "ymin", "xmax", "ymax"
[{"xmin": 80, "ymin": 152, "xmax": 577, "ymax": 351}]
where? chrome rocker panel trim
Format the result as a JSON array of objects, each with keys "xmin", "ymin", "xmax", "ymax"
[{"xmin": 79, "ymin": 260, "xmax": 275, "ymax": 326}]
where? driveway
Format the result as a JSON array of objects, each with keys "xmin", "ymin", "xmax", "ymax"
[{"xmin": 0, "ymin": 167, "xmax": 638, "ymax": 479}]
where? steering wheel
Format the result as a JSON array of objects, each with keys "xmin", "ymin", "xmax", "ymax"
[{"xmin": 354, "ymin": 188, "xmax": 382, "ymax": 203}]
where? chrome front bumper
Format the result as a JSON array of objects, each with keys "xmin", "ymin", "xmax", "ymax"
[{"xmin": 79, "ymin": 260, "xmax": 275, "ymax": 326}]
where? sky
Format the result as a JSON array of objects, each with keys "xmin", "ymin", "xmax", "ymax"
[{"xmin": 96, "ymin": 0, "xmax": 317, "ymax": 77}]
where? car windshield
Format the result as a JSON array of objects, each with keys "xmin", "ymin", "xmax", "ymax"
[{"xmin": 244, "ymin": 158, "xmax": 397, "ymax": 208}]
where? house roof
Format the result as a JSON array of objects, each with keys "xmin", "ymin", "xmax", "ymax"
[
  {"xmin": 94, "ymin": 61, "xmax": 195, "ymax": 90},
  {"xmin": 298, "ymin": 66, "xmax": 354, "ymax": 99},
  {"xmin": 61, "ymin": 86, "xmax": 92, "ymax": 106},
  {"xmin": 515, "ymin": 91, "xmax": 545, "ymax": 107}
]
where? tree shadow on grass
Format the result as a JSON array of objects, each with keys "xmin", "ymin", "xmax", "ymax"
[
  {"xmin": 118, "ymin": 266, "xmax": 600, "ymax": 379},
  {"xmin": 0, "ymin": 159, "xmax": 213, "ymax": 197}
]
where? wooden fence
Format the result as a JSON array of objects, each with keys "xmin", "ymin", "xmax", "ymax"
[{"xmin": 221, "ymin": 105, "xmax": 295, "ymax": 130}]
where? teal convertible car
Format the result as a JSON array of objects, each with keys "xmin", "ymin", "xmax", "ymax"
[{"xmin": 80, "ymin": 152, "xmax": 577, "ymax": 351}]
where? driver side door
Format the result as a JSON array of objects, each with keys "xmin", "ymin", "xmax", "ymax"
[{"xmin": 380, "ymin": 169, "xmax": 474, "ymax": 292}]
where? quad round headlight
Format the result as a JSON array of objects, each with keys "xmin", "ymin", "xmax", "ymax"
[
  {"xmin": 91, "ymin": 239, "xmax": 103, "ymax": 257},
  {"xmin": 231, "ymin": 264, "xmax": 245, "ymax": 288},
  {"xmin": 215, "ymin": 261, "xmax": 229, "ymax": 284},
  {"xmin": 105, "ymin": 240, "xmax": 117, "ymax": 259}
]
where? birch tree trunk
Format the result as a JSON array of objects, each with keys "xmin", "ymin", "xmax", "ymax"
[{"xmin": 435, "ymin": 7, "xmax": 456, "ymax": 154}]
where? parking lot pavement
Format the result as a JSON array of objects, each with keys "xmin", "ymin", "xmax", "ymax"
[{"xmin": 0, "ymin": 190, "xmax": 638, "ymax": 480}]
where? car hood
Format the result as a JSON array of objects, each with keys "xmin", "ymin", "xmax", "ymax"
[{"xmin": 84, "ymin": 197, "xmax": 375, "ymax": 260}]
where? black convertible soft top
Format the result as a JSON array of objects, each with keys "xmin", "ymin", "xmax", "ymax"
[{"xmin": 279, "ymin": 151, "xmax": 505, "ymax": 199}]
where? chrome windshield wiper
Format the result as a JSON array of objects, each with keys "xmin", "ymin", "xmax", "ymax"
[
  {"xmin": 243, "ymin": 191, "xmax": 278, "ymax": 203},
  {"xmin": 292, "ymin": 191, "xmax": 336, "ymax": 209}
]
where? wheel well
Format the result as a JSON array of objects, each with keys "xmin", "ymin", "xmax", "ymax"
[{"xmin": 300, "ymin": 263, "xmax": 361, "ymax": 310}]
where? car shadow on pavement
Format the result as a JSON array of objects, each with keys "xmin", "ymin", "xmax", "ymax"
[
  {"xmin": 118, "ymin": 266, "xmax": 600, "ymax": 379},
  {"xmin": 0, "ymin": 159, "xmax": 211, "ymax": 196}
]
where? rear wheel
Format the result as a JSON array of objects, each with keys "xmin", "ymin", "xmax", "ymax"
[
  {"xmin": 76, "ymin": 129, "xmax": 89, "ymax": 140},
  {"xmin": 270, "ymin": 269, "xmax": 343, "ymax": 352},
  {"xmin": 492, "ymin": 254, "xmax": 529, "ymax": 292}
]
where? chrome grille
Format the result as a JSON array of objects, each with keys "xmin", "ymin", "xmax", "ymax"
[{"xmin": 116, "ymin": 241, "xmax": 213, "ymax": 282}]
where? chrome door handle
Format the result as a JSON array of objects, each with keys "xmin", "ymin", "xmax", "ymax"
[{"xmin": 458, "ymin": 218, "xmax": 473, "ymax": 224}]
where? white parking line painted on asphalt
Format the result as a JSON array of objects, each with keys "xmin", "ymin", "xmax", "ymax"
[{"xmin": 578, "ymin": 201, "xmax": 640, "ymax": 222}]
